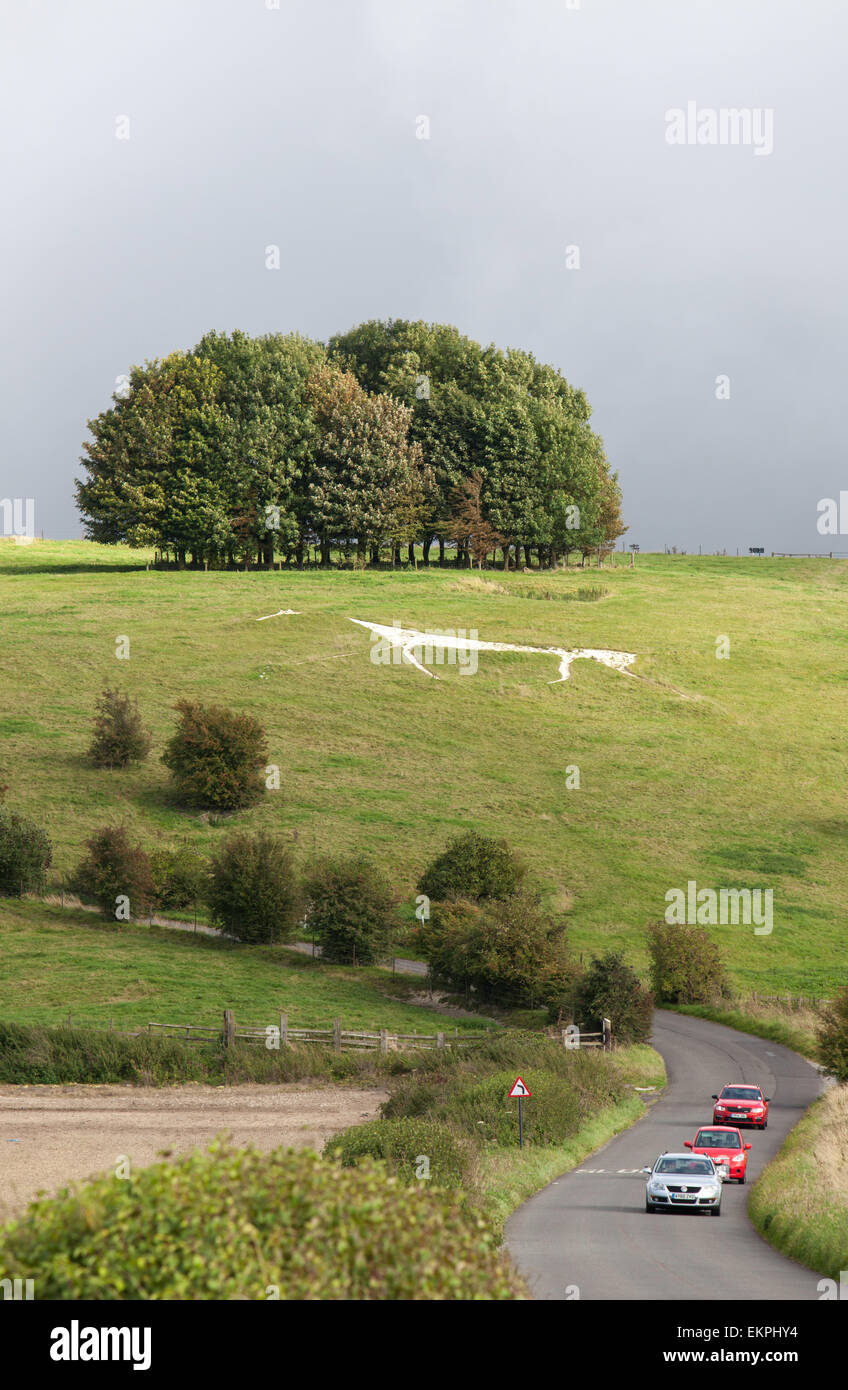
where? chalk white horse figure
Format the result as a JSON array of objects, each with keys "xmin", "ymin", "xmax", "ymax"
[{"xmin": 350, "ymin": 619, "xmax": 637, "ymax": 683}]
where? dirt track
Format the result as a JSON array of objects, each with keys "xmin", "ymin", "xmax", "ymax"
[{"xmin": 0, "ymin": 1083, "xmax": 388, "ymax": 1222}]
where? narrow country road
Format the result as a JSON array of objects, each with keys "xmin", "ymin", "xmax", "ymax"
[{"xmin": 505, "ymin": 1009, "xmax": 824, "ymax": 1301}]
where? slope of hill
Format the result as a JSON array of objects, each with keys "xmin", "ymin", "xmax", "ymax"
[{"xmin": 3, "ymin": 542, "xmax": 848, "ymax": 995}]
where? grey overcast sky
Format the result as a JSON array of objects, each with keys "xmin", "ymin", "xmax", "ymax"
[{"xmin": 3, "ymin": 0, "xmax": 847, "ymax": 551}]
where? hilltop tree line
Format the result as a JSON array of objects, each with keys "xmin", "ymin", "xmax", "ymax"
[{"xmin": 76, "ymin": 321, "xmax": 626, "ymax": 569}]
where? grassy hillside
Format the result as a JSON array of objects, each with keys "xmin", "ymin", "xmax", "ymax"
[
  {"xmin": 0, "ymin": 899, "xmax": 480, "ymax": 1033},
  {"xmin": 3, "ymin": 541, "xmax": 848, "ymax": 997}
]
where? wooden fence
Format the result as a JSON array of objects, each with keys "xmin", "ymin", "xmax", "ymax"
[{"xmin": 57, "ymin": 1010, "xmax": 612, "ymax": 1052}]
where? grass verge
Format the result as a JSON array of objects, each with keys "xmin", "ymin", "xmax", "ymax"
[
  {"xmin": 748, "ymin": 1085, "xmax": 848, "ymax": 1279},
  {"xmin": 669, "ymin": 1002, "xmax": 820, "ymax": 1061}
]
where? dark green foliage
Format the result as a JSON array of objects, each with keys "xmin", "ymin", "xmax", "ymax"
[
  {"xmin": 0, "ymin": 1142, "xmax": 525, "ymax": 1299},
  {"xmin": 73, "ymin": 824, "xmax": 156, "ymax": 917},
  {"xmin": 326, "ymin": 1116, "xmax": 475, "ymax": 1189},
  {"xmin": 647, "ymin": 922, "xmax": 731, "ymax": 1005},
  {"xmin": 162, "ymin": 700, "xmax": 268, "ymax": 810},
  {"xmin": 571, "ymin": 950, "xmax": 653, "ymax": 1045},
  {"xmin": 302, "ymin": 855, "xmax": 396, "ymax": 964},
  {"xmin": 87, "ymin": 688, "xmax": 151, "ymax": 767},
  {"xmin": 416, "ymin": 892, "xmax": 573, "ymax": 1007},
  {"xmin": 0, "ymin": 806, "xmax": 52, "ymax": 896},
  {"xmin": 417, "ymin": 830, "xmax": 526, "ymax": 903},
  {"xmin": 439, "ymin": 1068, "xmax": 582, "ymax": 1148},
  {"xmin": 816, "ymin": 987, "xmax": 848, "ymax": 1082},
  {"xmin": 150, "ymin": 843, "xmax": 209, "ymax": 911},
  {"xmin": 207, "ymin": 832, "xmax": 300, "ymax": 944}
]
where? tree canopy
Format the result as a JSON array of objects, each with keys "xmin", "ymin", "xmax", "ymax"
[{"xmin": 76, "ymin": 321, "xmax": 625, "ymax": 567}]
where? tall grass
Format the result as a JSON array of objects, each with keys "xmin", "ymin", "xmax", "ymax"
[{"xmin": 749, "ymin": 1086, "xmax": 848, "ymax": 1278}]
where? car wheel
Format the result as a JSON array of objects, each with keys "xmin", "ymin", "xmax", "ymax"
[
  {"xmin": 711, "ymin": 1206, "xmax": 722, "ymax": 1217},
  {"xmin": 645, "ymin": 1198, "xmax": 654, "ymax": 1212},
  {"xmin": 738, "ymin": 1173, "xmax": 746, "ymax": 1184}
]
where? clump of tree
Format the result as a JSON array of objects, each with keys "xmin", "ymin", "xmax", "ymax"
[
  {"xmin": 161, "ymin": 701, "xmax": 268, "ymax": 810},
  {"xmin": 88, "ymin": 689, "xmax": 151, "ymax": 768},
  {"xmin": 816, "ymin": 987, "xmax": 848, "ymax": 1082},
  {"xmin": 0, "ymin": 804, "xmax": 53, "ymax": 897},
  {"xmin": 73, "ymin": 825, "xmax": 157, "ymax": 918},
  {"xmin": 646, "ymin": 922, "xmax": 731, "ymax": 1005},
  {"xmin": 76, "ymin": 322, "xmax": 626, "ymax": 570},
  {"xmin": 570, "ymin": 951, "xmax": 653, "ymax": 1045},
  {"xmin": 417, "ymin": 831, "xmax": 526, "ymax": 905},
  {"xmin": 302, "ymin": 856, "xmax": 396, "ymax": 964},
  {"xmin": 207, "ymin": 832, "xmax": 300, "ymax": 944},
  {"xmin": 417, "ymin": 892, "xmax": 573, "ymax": 1009}
]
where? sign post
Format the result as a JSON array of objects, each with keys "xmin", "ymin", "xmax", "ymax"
[{"xmin": 509, "ymin": 1076, "xmax": 532, "ymax": 1148}]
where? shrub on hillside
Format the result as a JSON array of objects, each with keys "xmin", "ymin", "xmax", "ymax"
[
  {"xmin": 302, "ymin": 856, "xmax": 396, "ymax": 964},
  {"xmin": 570, "ymin": 951, "xmax": 654, "ymax": 1045},
  {"xmin": 88, "ymin": 688, "xmax": 151, "ymax": 768},
  {"xmin": 438, "ymin": 1067, "xmax": 585, "ymax": 1148},
  {"xmin": 416, "ymin": 892, "xmax": 573, "ymax": 1008},
  {"xmin": 816, "ymin": 987, "xmax": 848, "ymax": 1082},
  {"xmin": 326, "ymin": 1116, "xmax": 475, "ymax": 1189},
  {"xmin": 150, "ymin": 843, "xmax": 209, "ymax": 911},
  {"xmin": 207, "ymin": 832, "xmax": 300, "ymax": 943},
  {"xmin": 417, "ymin": 830, "xmax": 525, "ymax": 903},
  {"xmin": 73, "ymin": 825, "xmax": 157, "ymax": 918},
  {"xmin": 647, "ymin": 922, "xmax": 731, "ymax": 1004},
  {"xmin": 0, "ymin": 1142, "xmax": 525, "ymax": 1299},
  {"xmin": 161, "ymin": 700, "xmax": 268, "ymax": 810},
  {"xmin": 0, "ymin": 806, "xmax": 52, "ymax": 897}
]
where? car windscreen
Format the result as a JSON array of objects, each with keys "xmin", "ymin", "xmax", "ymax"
[
  {"xmin": 696, "ymin": 1131, "xmax": 741, "ymax": 1149},
  {"xmin": 720, "ymin": 1087, "xmax": 760, "ymax": 1100},
  {"xmin": 655, "ymin": 1158, "xmax": 714, "ymax": 1175}
]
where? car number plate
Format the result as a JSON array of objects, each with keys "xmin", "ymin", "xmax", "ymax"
[
  {"xmin": 671, "ymin": 1194, "xmax": 696, "ymax": 1201},
  {"xmin": 731, "ymin": 1112, "xmax": 747, "ymax": 1118}
]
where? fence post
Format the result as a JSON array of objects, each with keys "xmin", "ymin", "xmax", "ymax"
[
  {"xmin": 333, "ymin": 1018, "xmax": 342, "ymax": 1053},
  {"xmin": 380, "ymin": 1029, "xmax": 388, "ymax": 1057},
  {"xmin": 436, "ymin": 1031, "xmax": 445, "ymax": 1049},
  {"xmin": 602, "ymin": 1017, "xmax": 612, "ymax": 1052},
  {"xmin": 279, "ymin": 1012, "xmax": 288, "ymax": 1047},
  {"xmin": 223, "ymin": 1009, "xmax": 235, "ymax": 1048}
]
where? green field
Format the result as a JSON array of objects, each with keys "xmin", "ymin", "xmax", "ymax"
[
  {"xmin": 2, "ymin": 541, "xmax": 848, "ymax": 1002},
  {"xmin": 0, "ymin": 899, "xmax": 482, "ymax": 1033}
]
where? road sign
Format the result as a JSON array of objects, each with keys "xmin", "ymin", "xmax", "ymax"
[{"xmin": 509, "ymin": 1077, "xmax": 531, "ymax": 1098}]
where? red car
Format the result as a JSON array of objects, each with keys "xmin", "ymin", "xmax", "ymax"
[
  {"xmin": 712, "ymin": 1083, "xmax": 770, "ymax": 1128},
  {"xmin": 685, "ymin": 1126, "xmax": 752, "ymax": 1183}
]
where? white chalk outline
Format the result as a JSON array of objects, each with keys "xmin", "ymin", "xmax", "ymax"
[{"xmin": 350, "ymin": 619, "xmax": 638, "ymax": 683}]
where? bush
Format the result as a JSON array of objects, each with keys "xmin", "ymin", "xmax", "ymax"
[
  {"xmin": 416, "ymin": 892, "xmax": 573, "ymax": 1008},
  {"xmin": 208, "ymin": 832, "xmax": 300, "ymax": 943},
  {"xmin": 326, "ymin": 1116, "xmax": 475, "ymax": 1189},
  {"xmin": 647, "ymin": 922, "xmax": 731, "ymax": 1005},
  {"xmin": 438, "ymin": 1068, "xmax": 584, "ymax": 1148},
  {"xmin": 162, "ymin": 700, "xmax": 268, "ymax": 810},
  {"xmin": 0, "ymin": 806, "xmax": 52, "ymax": 897},
  {"xmin": 0, "ymin": 1142, "xmax": 525, "ymax": 1299},
  {"xmin": 417, "ymin": 830, "xmax": 525, "ymax": 903},
  {"xmin": 73, "ymin": 825, "xmax": 156, "ymax": 917},
  {"xmin": 571, "ymin": 951, "xmax": 653, "ymax": 1045},
  {"xmin": 303, "ymin": 856, "xmax": 396, "ymax": 964},
  {"xmin": 88, "ymin": 688, "xmax": 151, "ymax": 768},
  {"xmin": 817, "ymin": 987, "xmax": 848, "ymax": 1082},
  {"xmin": 150, "ymin": 843, "xmax": 209, "ymax": 911}
]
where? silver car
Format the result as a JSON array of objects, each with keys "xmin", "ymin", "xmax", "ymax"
[{"xmin": 642, "ymin": 1152, "xmax": 726, "ymax": 1216}]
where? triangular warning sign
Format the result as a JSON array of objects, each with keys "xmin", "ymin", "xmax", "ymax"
[{"xmin": 509, "ymin": 1076, "xmax": 531, "ymax": 1098}]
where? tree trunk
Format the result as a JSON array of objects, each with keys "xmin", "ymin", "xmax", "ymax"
[
  {"xmin": 320, "ymin": 537, "xmax": 331, "ymax": 567},
  {"xmin": 502, "ymin": 544, "xmax": 510, "ymax": 571},
  {"xmin": 408, "ymin": 542, "xmax": 416, "ymax": 566},
  {"xmin": 421, "ymin": 535, "xmax": 432, "ymax": 566},
  {"xmin": 524, "ymin": 546, "xmax": 532, "ymax": 569},
  {"xmin": 438, "ymin": 538, "xmax": 445, "ymax": 567}
]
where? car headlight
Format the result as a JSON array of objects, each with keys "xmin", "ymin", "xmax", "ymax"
[
  {"xmin": 649, "ymin": 1179, "xmax": 667, "ymax": 1191},
  {"xmin": 702, "ymin": 1184, "xmax": 720, "ymax": 1197}
]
